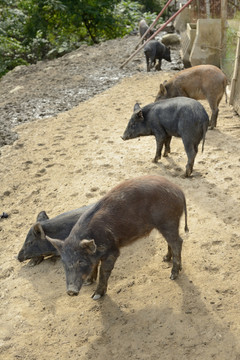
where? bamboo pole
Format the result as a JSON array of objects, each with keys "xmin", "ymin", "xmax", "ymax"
[
  {"xmin": 135, "ymin": 0, "xmax": 174, "ymax": 50},
  {"xmin": 221, "ymin": 0, "xmax": 228, "ymax": 67},
  {"xmin": 120, "ymin": 0, "xmax": 194, "ymax": 69},
  {"xmin": 229, "ymin": 29, "xmax": 240, "ymax": 105}
]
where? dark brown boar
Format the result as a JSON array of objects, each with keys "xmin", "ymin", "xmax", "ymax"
[
  {"xmin": 155, "ymin": 65, "xmax": 227, "ymax": 129},
  {"xmin": 46, "ymin": 175, "xmax": 188, "ymax": 300}
]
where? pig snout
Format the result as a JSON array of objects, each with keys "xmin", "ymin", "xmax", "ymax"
[
  {"xmin": 121, "ymin": 129, "xmax": 132, "ymax": 141},
  {"xmin": 67, "ymin": 286, "xmax": 79, "ymax": 296},
  {"xmin": 121, "ymin": 133, "xmax": 129, "ymax": 141},
  {"xmin": 17, "ymin": 249, "xmax": 25, "ymax": 262}
]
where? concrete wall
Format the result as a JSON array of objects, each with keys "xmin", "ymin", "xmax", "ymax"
[
  {"xmin": 180, "ymin": 23, "xmax": 196, "ymax": 68},
  {"xmin": 189, "ymin": 19, "xmax": 222, "ymax": 67}
]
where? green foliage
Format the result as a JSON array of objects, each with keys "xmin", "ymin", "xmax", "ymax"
[
  {"xmin": 137, "ymin": 0, "xmax": 165, "ymax": 14},
  {"xmin": 0, "ymin": 35, "xmax": 28, "ymax": 76},
  {"xmin": 222, "ymin": 11, "xmax": 240, "ymax": 80},
  {"xmin": 0, "ymin": 0, "xmax": 160, "ymax": 77}
]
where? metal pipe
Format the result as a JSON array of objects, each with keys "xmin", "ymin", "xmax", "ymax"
[
  {"xmin": 120, "ymin": 0, "xmax": 194, "ymax": 69},
  {"xmin": 135, "ymin": 0, "xmax": 174, "ymax": 50}
]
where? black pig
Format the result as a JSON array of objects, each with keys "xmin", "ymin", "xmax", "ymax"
[
  {"xmin": 122, "ymin": 98, "xmax": 209, "ymax": 177},
  {"xmin": 144, "ymin": 40, "xmax": 171, "ymax": 72},
  {"xmin": 47, "ymin": 175, "xmax": 188, "ymax": 299},
  {"xmin": 17, "ymin": 204, "xmax": 93, "ymax": 265}
]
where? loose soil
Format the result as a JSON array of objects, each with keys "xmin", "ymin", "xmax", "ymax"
[{"xmin": 0, "ymin": 34, "xmax": 240, "ymax": 360}]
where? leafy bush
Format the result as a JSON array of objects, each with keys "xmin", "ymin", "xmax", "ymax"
[
  {"xmin": 222, "ymin": 11, "xmax": 240, "ymax": 79},
  {"xmin": 0, "ymin": 0, "xmax": 160, "ymax": 77}
]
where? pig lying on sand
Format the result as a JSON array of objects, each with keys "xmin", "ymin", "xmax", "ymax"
[{"xmin": 17, "ymin": 204, "xmax": 93, "ymax": 265}]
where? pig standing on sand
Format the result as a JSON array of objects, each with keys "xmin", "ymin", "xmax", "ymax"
[
  {"xmin": 155, "ymin": 64, "xmax": 227, "ymax": 129},
  {"xmin": 139, "ymin": 19, "xmax": 155, "ymax": 44},
  {"xmin": 122, "ymin": 98, "xmax": 209, "ymax": 177},
  {"xmin": 144, "ymin": 40, "xmax": 171, "ymax": 72},
  {"xmin": 46, "ymin": 175, "xmax": 188, "ymax": 299}
]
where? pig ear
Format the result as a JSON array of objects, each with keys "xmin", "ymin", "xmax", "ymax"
[
  {"xmin": 80, "ymin": 239, "xmax": 96, "ymax": 255},
  {"xmin": 134, "ymin": 103, "xmax": 144, "ymax": 121},
  {"xmin": 133, "ymin": 102, "xmax": 141, "ymax": 112},
  {"xmin": 36, "ymin": 211, "xmax": 49, "ymax": 221},
  {"xmin": 46, "ymin": 236, "xmax": 63, "ymax": 252},
  {"xmin": 160, "ymin": 83, "xmax": 167, "ymax": 96},
  {"xmin": 33, "ymin": 223, "xmax": 46, "ymax": 240},
  {"xmin": 136, "ymin": 109, "xmax": 144, "ymax": 122}
]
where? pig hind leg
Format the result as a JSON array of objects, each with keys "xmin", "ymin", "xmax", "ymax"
[
  {"xmin": 182, "ymin": 139, "xmax": 198, "ymax": 177},
  {"xmin": 207, "ymin": 95, "xmax": 222, "ymax": 129},
  {"xmin": 145, "ymin": 52, "xmax": 155, "ymax": 72},
  {"xmin": 145, "ymin": 55, "xmax": 151, "ymax": 72},
  {"xmin": 92, "ymin": 250, "xmax": 120, "ymax": 300},
  {"xmin": 158, "ymin": 224, "xmax": 183, "ymax": 279},
  {"xmin": 209, "ymin": 106, "xmax": 218, "ymax": 129}
]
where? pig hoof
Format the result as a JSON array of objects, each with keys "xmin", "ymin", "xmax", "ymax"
[
  {"xmin": 83, "ymin": 280, "xmax": 93, "ymax": 286},
  {"xmin": 92, "ymin": 293, "xmax": 102, "ymax": 300},
  {"xmin": 28, "ymin": 256, "xmax": 44, "ymax": 266},
  {"xmin": 185, "ymin": 169, "xmax": 192, "ymax": 178},
  {"xmin": 170, "ymin": 272, "xmax": 178, "ymax": 280},
  {"xmin": 163, "ymin": 255, "xmax": 171, "ymax": 262}
]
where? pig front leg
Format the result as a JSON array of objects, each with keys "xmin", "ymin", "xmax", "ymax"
[
  {"xmin": 163, "ymin": 136, "xmax": 171, "ymax": 157},
  {"xmin": 84, "ymin": 262, "xmax": 99, "ymax": 285},
  {"xmin": 153, "ymin": 134, "xmax": 165, "ymax": 163},
  {"xmin": 155, "ymin": 59, "xmax": 162, "ymax": 71},
  {"xmin": 92, "ymin": 251, "xmax": 119, "ymax": 300},
  {"xmin": 28, "ymin": 256, "xmax": 44, "ymax": 266},
  {"xmin": 163, "ymin": 245, "xmax": 172, "ymax": 262}
]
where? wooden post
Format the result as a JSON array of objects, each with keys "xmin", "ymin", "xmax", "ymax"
[
  {"xmin": 229, "ymin": 28, "xmax": 240, "ymax": 106},
  {"xmin": 221, "ymin": 0, "xmax": 228, "ymax": 68},
  {"xmin": 205, "ymin": 0, "xmax": 210, "ymax": 18}
]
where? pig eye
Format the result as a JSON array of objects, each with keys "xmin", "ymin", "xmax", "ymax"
[{"xmin": 130, "ymin": 123, "xmax": 136, "ymax": 129}]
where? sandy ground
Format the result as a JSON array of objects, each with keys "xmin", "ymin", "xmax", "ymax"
[{"xmin": 0, "ymin": 70, "xmax": 240, "ymax": 358}]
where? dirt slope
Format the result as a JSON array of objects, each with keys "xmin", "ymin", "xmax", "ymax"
[
  {"xmin": 0, "ymin": 35, "xmax": 240, "ymax": 360},
  {"xmin": 0, "ymin": 33, "xmax": 182, "ymax": 148}
]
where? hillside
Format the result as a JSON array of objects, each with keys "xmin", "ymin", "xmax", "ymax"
[{"xmin": 0, "ymin": 34, "xmax": 240, "ymax": 360}]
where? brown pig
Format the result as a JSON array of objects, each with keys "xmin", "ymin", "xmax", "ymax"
[
  {"xmin": 46, "ymin": 175, "xmax": 188, "ymax": 300},
  {"xmin": 155, "ymin": 65, "xmax": 227, "ymax": 129}
]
